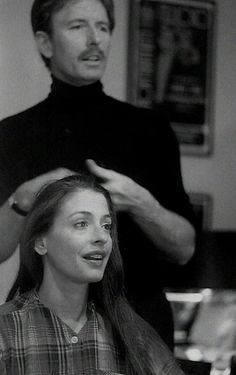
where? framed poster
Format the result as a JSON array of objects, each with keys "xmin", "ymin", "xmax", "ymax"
[
  {"xmin": 128, "ymin": 0, "xmax": 216, "ymax": 155},
  {"xmin": 189, "ymin": 192, "xmax": 212, "ymax": 230}
]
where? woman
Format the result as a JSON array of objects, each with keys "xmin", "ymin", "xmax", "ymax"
[{"xmin": 0, "ymin": 174, "xmax": 184, "ymax": 375}]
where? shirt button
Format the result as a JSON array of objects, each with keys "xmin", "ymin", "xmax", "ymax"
[{"xmin": 71, "ymin": 336, "xmax": 78, "ymax": 344}]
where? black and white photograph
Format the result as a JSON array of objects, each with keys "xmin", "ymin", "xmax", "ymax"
[{"xmin": 0, "ymin": 1, "xmax": 236, "ymax": 374}]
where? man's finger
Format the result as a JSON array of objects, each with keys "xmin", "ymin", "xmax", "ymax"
[{"xmin": 85, "ymin": 159, "xmax": 113, "ymax": 180}]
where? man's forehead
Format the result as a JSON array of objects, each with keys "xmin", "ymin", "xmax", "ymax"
[
  {"xmin": 58, "ymin": 0, "xmax": 105, "ymax": 11},
  {"xmin": 52, "ymin": 0, "xmax": 108, "ymax": 20}
]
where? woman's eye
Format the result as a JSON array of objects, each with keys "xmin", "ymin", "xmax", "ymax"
[
  {"xmin": 74, "ymin": 221, "xmax": 88, "ymax": 229},
  {"xmin": 103, "ymin": 223, "xmax": 112, "ymax": 231}
]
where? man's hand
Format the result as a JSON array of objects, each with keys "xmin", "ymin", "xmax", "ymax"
[
  {"xmin": 0, "ymin": 168, "xmax": 75, "ymax": 264},
  {"xmin": 86, "ymin": 159, "xmax": 146, "ymax": 213},
  {"xmin": 86, "ymin": 159, "xmax": 195, "ymax": 264},
  {"xmin": 13, "ymin": 168, "xmax": 75, "ymax": 212}
]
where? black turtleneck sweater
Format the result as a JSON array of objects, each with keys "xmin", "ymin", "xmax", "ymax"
[{"xmin": 0, "ymin": 77, "xmax": 195, "ymax": 349}]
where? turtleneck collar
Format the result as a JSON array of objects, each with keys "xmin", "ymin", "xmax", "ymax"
[{"xmin": 48, "ymin": 75, "xmax": 105, "ymax": 107}]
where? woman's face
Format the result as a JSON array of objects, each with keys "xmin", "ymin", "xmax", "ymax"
[{"xmin": 38, "ymin": 189, "xmax": 113, "ymax": 286}]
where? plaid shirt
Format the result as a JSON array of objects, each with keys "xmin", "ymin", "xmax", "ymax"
[
  {"xmin": 0, "ymin": 290, "xmax": 127, "ymax": 375},
  {"xmin": 0, "ymin": 290, "xmax": 184, "ymax": 375}
]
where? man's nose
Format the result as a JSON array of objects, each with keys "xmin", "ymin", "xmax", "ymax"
[{"xmin": 86, "ymin": 26, "xmax": 101, "ymax": 45}]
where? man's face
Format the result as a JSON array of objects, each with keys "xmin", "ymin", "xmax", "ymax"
[{"xmin": 41, "ymin": 0, "xmax": 112, "ymax": 86}]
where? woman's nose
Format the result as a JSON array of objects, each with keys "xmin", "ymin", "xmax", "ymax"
[{"xmin": 92, "ymin": 226, "xmax": 108, "ymax": 243}]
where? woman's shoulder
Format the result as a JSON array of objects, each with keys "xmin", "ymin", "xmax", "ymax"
[{"xmin": 0, "ymin": 289, "xmax": 37, "ymax": 318}]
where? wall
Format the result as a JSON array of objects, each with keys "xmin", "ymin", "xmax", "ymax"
[
  {"xmin": 181, "ymin": 0, "xmax": 236, "ymax": 230},
  {"xmin": 0, "ymin": 0, "xmax": 235, "ymax": 301}
]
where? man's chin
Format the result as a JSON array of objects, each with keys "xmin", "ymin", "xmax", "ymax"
[
  {"xmin": 75, "ymin": 65, "xmax": 106, "ymax": 84},
  {"xmin": 70, "ymin": 74, "xmax": 103, "ymax": 87}
]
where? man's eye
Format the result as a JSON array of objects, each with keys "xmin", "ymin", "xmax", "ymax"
[
  {"xmin": 70, "ymin": 24, "xmax": 83, "ymax": 30},
  {"xmin": 99, "ymin": 25, "xmax": 109, "ymax": 33}
]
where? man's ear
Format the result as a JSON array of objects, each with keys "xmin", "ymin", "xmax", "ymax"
[
  {"xmin": 35, "ymin": 31, "xmax": 53, "ymax": 59},
  {"xmin": 34, "ymin": 237, "xmax": 47, "ymax": 256}
]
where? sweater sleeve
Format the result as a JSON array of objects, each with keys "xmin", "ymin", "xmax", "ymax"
[{"xmin": 134, "ymin": 106, "xmax": 197, "ymax": 228}]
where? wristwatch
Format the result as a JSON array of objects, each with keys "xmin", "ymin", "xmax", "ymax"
[{"xmin": 8, "ymin": 195, "xmax": 28, "ymax": 217}]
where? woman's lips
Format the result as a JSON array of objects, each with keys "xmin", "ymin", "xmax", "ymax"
[{"xmin": 83, "ymin": 251, "xmax": 106, "ymax": 266}]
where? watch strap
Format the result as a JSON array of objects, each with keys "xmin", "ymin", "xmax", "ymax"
[{"xmin": 8, "ymin": 195, "xmax": 28, "ymax": 217}]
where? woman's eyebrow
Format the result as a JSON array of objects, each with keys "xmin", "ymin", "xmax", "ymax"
[
  {"xmin": 68, "ymin": 211, "xmax": 92, "ymax": 218},
  {"xmin": 68, "ymin": 212, "xmax": 111, "ymax": 220},
  {"xmin": 102, "ymin": 214, "xmax": 112, "ymax": 221}
]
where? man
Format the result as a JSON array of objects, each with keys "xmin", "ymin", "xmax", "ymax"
[{"xmin": 0, "ymin": 0, "xmax": 195, "ymax": 350}]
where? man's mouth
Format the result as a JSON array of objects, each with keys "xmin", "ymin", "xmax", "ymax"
[
  {"xmin": 82, "ymin": 55, "xmax": 102, "ymax": 64},
  {"xmin": 85, "ymin": 55, "xmax": 100, "ymax": 61},
  {"xmin": 80, "ymin": 49, "xmax": 104, "ymax": 63}
]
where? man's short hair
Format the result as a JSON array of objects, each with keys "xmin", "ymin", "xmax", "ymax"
[{"xmin": 31, "ymin": 0, "xmax": 115, "ymax": 68}]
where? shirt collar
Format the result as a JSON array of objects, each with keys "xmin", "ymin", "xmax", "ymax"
[{"xmin": 48, "ymin": 75, "xmax": 105, "ymax": 106}]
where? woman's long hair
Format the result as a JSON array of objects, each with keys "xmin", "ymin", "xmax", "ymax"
[{"xmin": 8, "ymin": 174, "xmax": 167, "ymax": 375}]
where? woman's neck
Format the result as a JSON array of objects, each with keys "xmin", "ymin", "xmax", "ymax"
[{"xmin": 38, "ymin": 278, "xmax": 89, "ymax": 333}]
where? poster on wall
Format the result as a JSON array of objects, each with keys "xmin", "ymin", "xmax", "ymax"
[
  {"xmin": 189, "ymin": 192, "xmax": 212, "ymax": 230},
  {"xmin": 128, "ymin": 0, "xmax": 216, "ymax": 155}
]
